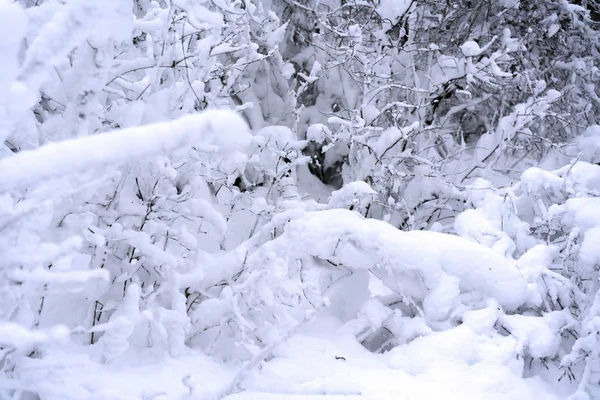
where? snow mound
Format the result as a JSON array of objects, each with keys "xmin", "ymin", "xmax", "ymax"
[
  {"xmin": 18, "ymin": 347, "xmax": 233, "ymax": 400},
  {"xmin": 238, "ymin": 322, "xmax": 559, "ymax": 400}
]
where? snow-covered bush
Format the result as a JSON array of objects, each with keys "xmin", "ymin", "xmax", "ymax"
[
  {"xmin": 278, "ymin": 0, "xmax": 600, "ymax": 230},
  {"xmin": 445, "ymin": 143, "xmax": 600, "ymax": 398},
  {"xmin": 2, "ymin": 0, "xmax": 600, "ymax": 398}
]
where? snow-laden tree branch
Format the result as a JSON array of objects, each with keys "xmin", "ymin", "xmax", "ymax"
[
  {"xmin": 0, "ymin": 110, "xmax": 250, "ymax": 192},
  {"xmin": 245, "ymin": 208, "xmax": 529, "ymax": 324}
]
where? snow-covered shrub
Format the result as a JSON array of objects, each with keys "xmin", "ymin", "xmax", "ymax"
[
  {"xmin": 192, "ymin": 208, "xmax": 531, "ymax": 356},
  {"xmin": 278, "ymin": 0, "xmax": 600, "ymax": 231},
  {"xmin": 444, "ymin": 151, "xmax": 600, "ymax": 398},
  {"xmin": 0, "ymin": 107, "xmax": 259, "ymax": 392},
  {"xmin": 3, "ymin": 0, "xmax": 600, "ymax": 398}
]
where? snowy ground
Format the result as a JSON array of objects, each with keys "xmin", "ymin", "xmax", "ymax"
[
  {"xmin": 29, "ymin": 311, "xmax": 564, "ymax": 400},
  {"xmin": 236, "ymin": 313, "xmax": 565, "ymax": 400}
]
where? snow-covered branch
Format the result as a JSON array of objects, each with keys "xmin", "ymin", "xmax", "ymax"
[{"xmin": 0, "ymin": 110, "xmax": 250, "ymax": 192}]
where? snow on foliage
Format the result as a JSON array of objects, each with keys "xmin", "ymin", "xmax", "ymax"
[
  {"xmin": 255, "ymin": 209, "xmax": 529, "ymax": 318},
  {"xmin": 2, "ymin": 0, "xmax": 600, "ymax": 398}
]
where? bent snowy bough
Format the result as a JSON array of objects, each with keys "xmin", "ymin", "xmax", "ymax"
[
  {"xmin": 0, "ymin": 110, "xmax": 251, "ymax": 193},
  {"xmin": 249, "ymin": 209, "xmax": 529, "ymax": 324}
]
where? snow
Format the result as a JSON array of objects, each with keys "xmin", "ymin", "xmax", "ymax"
[
  {"xmin": 2, "ymin": 0, "xmax": 597, "ymax": 397},
  {"xmin": 563, "ymin": 162, "xmax": 600, "ymax": 194},
  {"xmin": 10, "ymin": 268, "xmax": 109, "ymax": 285},
  {"xmin": 376, "ymin": 0, "xmax": 412, "ymax": 21},
  {"xmin": 461, "ymin": 41, "xmax": 483, "ymax": 57},
  {"xmin": 254, "ymin": 209, "xmax": 529, "ymax": 321},
  {"xmin": 17, "ymin": 346, "xmax": 234, "ymax": 400},
  {"xmin": 460, "ymin": 37, "xmax": 498, "ymax": 57},
  {"xmin": 7, "ymin": 323, "xmax": 561, "ymax": 400},
  {"xmin": 553, "ymin": 198, "xmax": 600, "ymax": 233},
  {"xmin": 0, "ymin": 323, "xmax": 69, "ymax": 351},
  {"xmin": 0, "ymin": 110, "xmax": 251, "ymax": 192},
  {"xmin": 235, "ymin": 320, "xmax": 560, "ymax": 400},
  {"xmin": 0, "ymin": 2, "xmax": 26, "ymax": 96},
  {"xmin": 579, "ymin": 226, "xmax": 600, "ymax": 267},
  {"xmin": 327, "ymin": 181, "xmax": 375, "ymax": 211},
  {"xmin": 454, "ymin": 208, "xmax": 516, "ymax": 257},
  {"xmin": 576, "ymin": 125, "xmax": 600, "ymax": 163}
]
